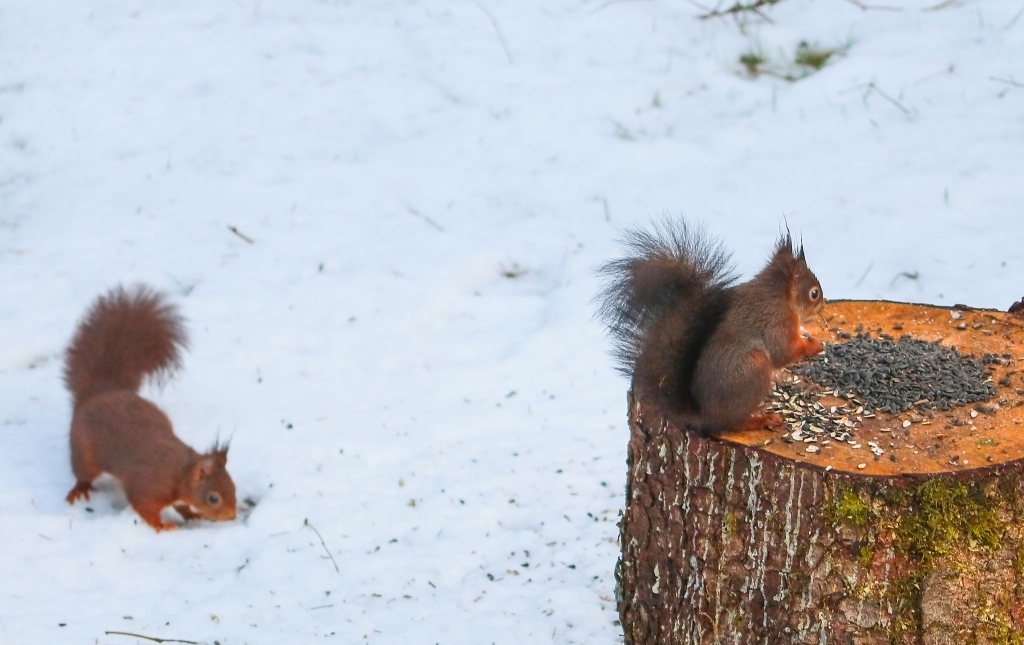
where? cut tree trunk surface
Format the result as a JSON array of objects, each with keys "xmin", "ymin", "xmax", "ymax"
[
  {"xmin": 616, "ymin": 300, "xmax": 1024, "ymax": 645},
  {"xmin": 718, "ymin": 300, "xmax": 1024, "ymax": 475}
]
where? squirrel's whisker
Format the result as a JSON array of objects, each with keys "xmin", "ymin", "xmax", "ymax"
[{"xmin": 818, "ymin": 309, "xmax": 836, "ymax": 341}]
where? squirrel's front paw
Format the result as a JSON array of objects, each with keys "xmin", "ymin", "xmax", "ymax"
[
  {"xmin": 173, "ymin": 503, "xmax": 201, "ymax": 521},
  {"xmin": 797, "ymin": 336, "xmax": 824, "ymax": 358}
]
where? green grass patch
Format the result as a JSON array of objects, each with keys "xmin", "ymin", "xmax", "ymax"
[
  {"xmin": 794, "ymin": 41, "xmax": 838, "ymax": 70},
  {"xmin": 739, "ymin": 51, "xmax": 766, "ymax": 77},
  {"xmin": 739, "ymin": 40, "xmax": 848, "ymax": 82}
]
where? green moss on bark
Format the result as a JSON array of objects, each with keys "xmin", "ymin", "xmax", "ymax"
[
  {"xmin": 895, "ymin": 479, "xmax": 1002, "ymax": 567},
  {"xmin": 824, "ymin": 477, "xmax": 1011, "ymax": 642},
  {"xmin": 823, "ymin": 486, "xmax": 870, "ymax": 528}
]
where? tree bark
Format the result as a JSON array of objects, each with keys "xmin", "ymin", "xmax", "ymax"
[{"xmin": 616, "ymin": 300, "xmax": 1024, "ymax": 644}]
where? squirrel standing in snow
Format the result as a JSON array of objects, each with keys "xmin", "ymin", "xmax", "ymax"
[
  {"xmin": 597, "ymin": 219, "xmax": 825, "ymax": 435},
  {"xmin": 64, "ymin": 285, "xmax": 237, "ymax": 531}
]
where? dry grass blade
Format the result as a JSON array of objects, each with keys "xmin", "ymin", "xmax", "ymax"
[
  {"xmin": 841, "ymin": 82, "xmax": 912, "ymax": 115},
  {"xmin": 841, "ymin": 0, "xmax": 903, "ymax": 11},
  {"xmin": 105, "ymin": 631, "xmax": 200, "ymax": 645},
  {"xmin": 991, "ymin": 76, "xmax": 1024, "ymax": 89},
  {"xmin": 304, "ymin": 518, "xmax": 341, "ymax": 574}
]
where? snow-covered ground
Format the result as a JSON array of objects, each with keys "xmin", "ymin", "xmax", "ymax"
[{"xmin": 1, "ymin": 1, "xmax": 1022, "ymax": 643}]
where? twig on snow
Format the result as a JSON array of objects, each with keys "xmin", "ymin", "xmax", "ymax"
[
  {"xmin": 991, "ymin": 76, "xmax": 1024, "ymax": 89},
  {"xmin": 105, "ymin": 631, "xmax": 200, "ymax": 645},
  {"xmin": 1004, "ymin": 4, "xmax": 1024, "ymax": 30},
  {"xmin": 854, "ymin": 261, "xmax": 875, "ymax": 288},
  {"xmin": 697, "ymin": 0, "xmax": 784, "ymax": 21},
  {"xmin": 472, "ymin": 1, "xmax": 513, "ymax": 65},
  {"xmin": 589, "ymin": 0, "xmax": 656, "ymax": 15},
  {"xmin": 923, "ymin": 0, "xmax": 961, "ymax": 11},
  {"xmin": 683, "ymin": 0, "xmax": 714, "ymax": 12},
  {"xmin": 841, "ymin": 0, "xmax": 902, "ymax": 12},
  {"xmin": 406, "ymin": 207, "xmax": 445, "ymax": 232},
  {"xmin": 227, "ymin": 225, "xmax": 254, "ymax": 244},
  {"xmin": 304, "ymin": 519, "xmax": 340, "ymax": 574},
  {"xmin": 842, "ymin": 82, "xmax": 912, "ymax": 115},
  {"xmin": 912, "ymin": 64, "xmax": 955, "ymax": 86},
  {"xmin": 891, "ymin": 270, "xmax": 920, "ymax": 286}
]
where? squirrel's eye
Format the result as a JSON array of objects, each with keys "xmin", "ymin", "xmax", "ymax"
[
  {"xmin": 809, "ymin": 287, "xmax": 820, "ymax": 300},
  {"xmin": 208, "ymin": 493, "xmax": 221, "ymax": 505}
]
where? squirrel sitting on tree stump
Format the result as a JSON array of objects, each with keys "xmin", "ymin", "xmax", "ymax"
[{"xmin": 598, "ymin": 220, "xmax": 1024, "ymax": 644}]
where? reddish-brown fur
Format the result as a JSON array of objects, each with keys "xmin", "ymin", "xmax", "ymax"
[
  {"xmin": 598, "ymin": 221, "xmax": 825, "ymax": 435},
  {"xmin": 690, "ymin": 236, "xmax": 825, "ymax": 432},
  {"xmin": 64, "ymin": 285, "xmax": 236, "ymax": 531}
]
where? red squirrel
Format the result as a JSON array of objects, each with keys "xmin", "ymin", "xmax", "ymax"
[
  {"xmin": 597, "ymin": 219, "xmax": 825, "ymax": 434},
  {"xmin": 64, "ymin": 285, "xmax": 237, "ymax": 530}
]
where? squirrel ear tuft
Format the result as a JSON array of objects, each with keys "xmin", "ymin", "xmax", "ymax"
[
  {"xmin": 209, "ymin": 438, "xmax": 230, "ymax": 461},
  {"xmin": 776, "ymin": 219, "xmax": 795, "ymax": 256},
  {"xmin": 773, "ymin": 231, "xmax": 795, "ymax": 261}
]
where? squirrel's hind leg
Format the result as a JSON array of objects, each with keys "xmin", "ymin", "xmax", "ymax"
[
  {"xmin": 66, "ymin": 441, "xmax": 101, "ymax": 504},
  {"xmin": 737, "ymin": 412, "xmax": 785, "ymax": 431},
  {"xmin": 692, "ymin": 348, "xmax": 775, "ymax": 433},
  {"xmin": 68, "ymin": 423, "xmax": 102, "ymax": 500}
]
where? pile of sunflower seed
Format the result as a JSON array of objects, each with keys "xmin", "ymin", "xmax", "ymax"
[
  {"xmin": 768, "ymin": 376, "xmax": 871, "ymax": 451},
  {"xmin": 791, "ymin": 333, "xmax": 996, "ymax": 414}
]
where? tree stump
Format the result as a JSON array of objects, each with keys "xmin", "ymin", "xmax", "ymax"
[{"xmin": 616, "ymin": 300, "xmax": 1024, "ymax": 644}]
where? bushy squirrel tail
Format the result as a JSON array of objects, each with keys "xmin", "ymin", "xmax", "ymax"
[
  {"xmin": 596, "ymin": 219, "xmax": 736, "ymax": 411},
  {"xmin": 64, "ymin": 285, "xmax": 188, "ymax": 409}
]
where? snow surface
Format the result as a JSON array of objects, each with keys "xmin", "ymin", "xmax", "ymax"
[{"xmin": 1, "ymin": 1, "xmax": 1022, "ymax": 643}]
